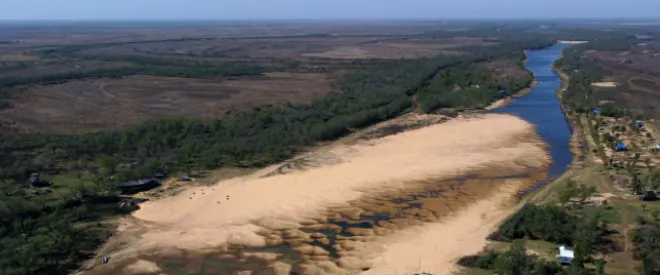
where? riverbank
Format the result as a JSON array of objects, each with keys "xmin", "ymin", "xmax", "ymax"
[
  {"xmin": 484, "ymin": 80, "xmax": 538, "ymax": 110},
  {"xmin": 81, "ymin": 114, "xmax": 550, "ymax": 275}
]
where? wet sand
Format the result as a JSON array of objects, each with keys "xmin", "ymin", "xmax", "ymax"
[{"xmin": 83, "ymin": 114, "xmax": 551, "ymax": 275}]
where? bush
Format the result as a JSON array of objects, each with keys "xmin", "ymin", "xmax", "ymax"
[
  {"xmin": 457, "ymin": 249, "xmax": 500, "ymax": 269},
  {"xmin": 491, "ymin": 204, "xmax": 578, "ymax": 245},
  {"xmin": 631, "ymin": 220, "xmax": 660, "ymax": 275}
]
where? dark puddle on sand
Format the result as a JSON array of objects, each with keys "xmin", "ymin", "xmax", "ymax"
[{"xmin": 148, "ymin": 169, "xmax": 546, "ymax": 275}]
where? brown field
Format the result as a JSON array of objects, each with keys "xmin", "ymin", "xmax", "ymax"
[
  {"xmin": 591, "ymin": 73, "xmax": 660, "ymax": 119},
  {"xmin": 584, "ymin": 42, "xmax": 660, "ymax": 120},
  {"xmin": 77, "ymin": 37, "xmax": 490, "ymax": 61},
  {"xmin": 0, "ymin": 60, "xmax": 130, "ymax": 77},
  {"xmin": 0, "ymin": 53, "xmax": 41, "ymax": 62},
  {"xmin": 477, "ymin": 58, "xmax": 532, "ymax": 79},
  {"xmin": 0, "ymin": 73, "xmax": 336, "ymax": 133},
  {"xmin": 584, "ymin": 43, "xmax": 660, "ymax": 75}
]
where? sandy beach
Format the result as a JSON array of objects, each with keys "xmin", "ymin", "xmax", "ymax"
[{"xmin": 84, "ymin": 113, "xmax": 551, "ymax": 275}]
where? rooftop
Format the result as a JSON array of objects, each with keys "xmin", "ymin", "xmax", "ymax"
[{"xmin": 559, "ymin": 246, "xmax": 574, "ymax": 259}]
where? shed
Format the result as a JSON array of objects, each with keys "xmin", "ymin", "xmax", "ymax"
[
  {"xmin": 593, "ymin": 108, "xmax": 601, "ymax": 114},
  {"xmin": 640, "ymin": 190, "xmax": 658, "ymax": 201},
  {"xmin": 556, "ymin": 246, "xmax": 574, "ymax": 264},
  {"xmin": 616, "ymin": 143, "xmax": 629, "ymax": 151},
  {"xmin": 636, "ymin": 120, "xmax": 644, "ymax": 128}
]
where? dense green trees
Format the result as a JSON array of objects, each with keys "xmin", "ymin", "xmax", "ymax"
[
  {"xmin": 458, "ymin": 241, "xmax": 565, "ymax": 275},
  {"xmin": 0, "ymin": 190, "xmax": 111, "ymax": 275},
  {"xmin": 462, "ymin": 203, "xmax": 609, "ymax": 275},
  {"xmin": 631, "ymin": 219, "xmax": 660, "ymax": 275},
  {"xmin": 490, "ymin": 204, "xmax": 579, "ymax": 245}
]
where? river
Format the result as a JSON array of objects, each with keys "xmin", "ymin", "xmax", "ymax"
[{"xmin": 493, "ymin": 43, "xmax": 573, "ymax": 178}]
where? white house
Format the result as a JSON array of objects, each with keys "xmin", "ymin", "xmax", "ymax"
[{"xmin": 556, "ymin": 246, "xmax": 574, "ymax": 264}]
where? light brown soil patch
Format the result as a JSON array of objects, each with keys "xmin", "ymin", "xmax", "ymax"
[
  {"xmin": 558, "ymin": 40, "xmax": 589, "ymax": 44},
  {"xmin": 0, "ymin": 73, "xmax": 336, "ymax": 133},
  {"xmin": 301, "ymin": 38, "xmax": 490, "ymax": 59},
  {"xmin": 592, "ymin": 81, "xmax": 618, "ymax": 87},
  {"xmin": 80, "ymin": 114, "xmax": 550, "ymax": 275}
]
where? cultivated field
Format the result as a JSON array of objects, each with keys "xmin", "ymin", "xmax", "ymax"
[{"xmin": 0, "ymin": 73, "xmax": 336, "ymax": 133}]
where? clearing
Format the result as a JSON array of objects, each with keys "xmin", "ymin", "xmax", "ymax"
[{"xmin": 0, "ymin": 72, "xmax": 337, "ymax": 133}]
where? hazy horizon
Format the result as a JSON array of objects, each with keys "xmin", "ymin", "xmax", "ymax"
[{"xmin": 2, "ymin": 0, "xmax": 660, "ymax": 21}]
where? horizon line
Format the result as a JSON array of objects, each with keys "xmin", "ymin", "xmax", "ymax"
[{"xmin": 1, "ymin": 17, "xmax": 660, "ymax": 22}]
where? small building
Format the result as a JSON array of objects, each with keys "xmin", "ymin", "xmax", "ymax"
[
  {"xmin": 640, "ymin": 190, "xmax": 658, "ymax": 201},
  {"xmin": 636, "ymin": 120, "xmax": 644, "ymax": 128},
  {"xmin": 593, "ymin": 108, "xmax": 602, "ymax": 114},
  {"xmin": 556, "ymin": 246, "xmax": 574, "ymax": 264},
  {"xmin": 615, "ymin": 143, "xmax": 629, "ymax": 151}
]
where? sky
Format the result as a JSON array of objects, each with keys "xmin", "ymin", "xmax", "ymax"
[{"xmin": 1, "ymin": 0, "xmax": 659, "ymax": 21}]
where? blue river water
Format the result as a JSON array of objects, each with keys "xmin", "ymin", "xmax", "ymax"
[{"xmin": 492, "ymin": 44, "xmax": 573, "ymax": 178}]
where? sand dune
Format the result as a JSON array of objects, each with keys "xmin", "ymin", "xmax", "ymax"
[{"xmin": 87, "ymin": 114, "xmax": 550, "ymax": 275}]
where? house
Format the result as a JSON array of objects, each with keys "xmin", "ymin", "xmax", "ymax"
[
  {"xmin": 615, "ymin": 143, "xmax": 629, "ymax": 151},
  {"xmin": 556, "ymin": 246, "xmax": 574, "ymax": 264}
]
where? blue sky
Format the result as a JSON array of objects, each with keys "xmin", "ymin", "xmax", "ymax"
[{"xmin": 1, "ymin": 0, "xmax": 659, "ymax": 20}]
